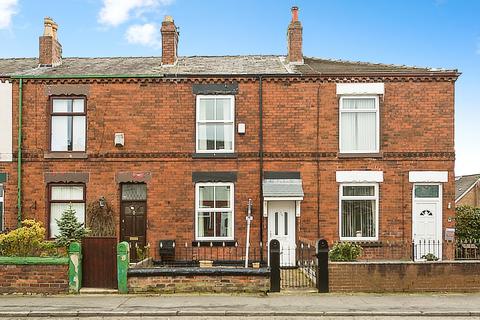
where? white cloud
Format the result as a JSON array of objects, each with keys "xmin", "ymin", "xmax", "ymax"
[
  {"xmin": 125, "ymin": 23, "xmax": 161, "ymax": 48},
  {"xmin": 0, "ymin": 0, "xmax": 19, "ymax": 30},
  {"xmin": 98, "ymin": 0, "xmax": 173, "ymax": 27}
]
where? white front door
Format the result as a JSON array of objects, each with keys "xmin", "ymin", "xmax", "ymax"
[
  {"xmin": 268, "ymin": 201, "xmax": 296, "ymax": 266},
  {"xmin": 412, "ymin": 184, "xmax": 442, "ymax": 261}
]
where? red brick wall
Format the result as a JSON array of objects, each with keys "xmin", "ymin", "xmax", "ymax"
[
  {"xmin": 329, "ymin": 261, "xmax": 480, "ymax": 292},
  {"xmin": 128, "ymin": 273, "xmax": 269, "ymax": 293},
  {"xmin": 0, "ymin": 264, "xmax": 68, "ymax": 294},
  {"xmin": 2, "ymin": 77, "xmax": 456, "ymax": 259}
]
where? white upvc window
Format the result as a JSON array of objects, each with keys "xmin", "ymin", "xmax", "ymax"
[
  {"xmin": 195, "ymin": 182, "xmax": 234, "ymax": 241},
  {"xmin": 339, "ymin": 183, "xmax": 379, "ymax": 241},
  {"xmin": 50, "ymin": 97, "xmax": 86, "ymax": 152},
  {"xmin": 0, "ymin": 185, "xmax": 4, "ymax": 231},
  {"xmin": 196, "ymin": 95, "xmax": 235, "ymax": 153},
  {"xmin": 339, "ymin": 96, "xmax": 379, "ymax": 153}
]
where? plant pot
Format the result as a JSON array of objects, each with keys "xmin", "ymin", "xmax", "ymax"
[{"xmin": 199, "ymin": 260, "xmax": 213, "ymax": 268}]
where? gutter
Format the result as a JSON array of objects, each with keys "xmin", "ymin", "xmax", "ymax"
[
  {"xmin": 10, "ymin": 70, "xmax": 461, "ymax": 80},
  {"xmin": 17, "ymin": 78, "xmax": 22, "ymax": 227}
]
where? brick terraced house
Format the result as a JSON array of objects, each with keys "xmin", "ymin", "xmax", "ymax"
[{"xmin": 0, "ymin": 8, "xmax": 459, "ymax": 262}]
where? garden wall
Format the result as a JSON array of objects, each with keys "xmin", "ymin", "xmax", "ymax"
[
  {"xmin": 329, "ymin": 261, "xmax": 480, "ymax": 292},
  {"xmin": 127, "ymin": 267, "xmax": 270, "ymax": 293},
  {"xmin": 0, "ymin": 257, "xmax": 69, "ymax": 294}
]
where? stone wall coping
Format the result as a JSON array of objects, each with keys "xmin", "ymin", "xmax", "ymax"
[
  {"xmin": 330, "ymin": 260, "xmax": 480, "ymax": 265},
  {"xmin": 128, "ymin": 267, "xmax": 270, "ymax": 277},
  {"xmin": 0, "ymin": 256, "xmax": 69, "ymax": 265}
]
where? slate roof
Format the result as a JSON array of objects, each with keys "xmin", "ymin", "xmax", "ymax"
[
  {"xmin": 0, "ymin": 55, "xmax": 458, "ymax": 77},
  {"xmin": 263, "ymin": 179, "xmax": 304, "ymax": 198},
  {"xmin": 455, "ymin": 174, "xmax": 480, "ymax": 201}
]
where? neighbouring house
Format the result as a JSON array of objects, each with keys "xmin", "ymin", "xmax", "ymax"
[
  {"xmin": 0, "ymin": 7, "xmax": 459, "ymax": 263},
  {"xmin": 455, "ymin": 174, "xmax": 480, "ymax": 207}
]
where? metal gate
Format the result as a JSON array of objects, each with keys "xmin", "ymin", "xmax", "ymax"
[
  {"xmin": 82, "ymin": 237, "xmax": 117, "ymax": 289},
  {"xmin": 279, "ymin": 242, "xmax": 317, "ymax": 290}
]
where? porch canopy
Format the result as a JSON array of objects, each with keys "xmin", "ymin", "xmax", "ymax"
[{"xmin": 262, "ymin": 172, "xmax": 304, "ymax": 217}]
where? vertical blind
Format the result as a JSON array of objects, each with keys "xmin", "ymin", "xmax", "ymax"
[
  {"xmin": 341, "ymin": 185, "xmax": 377, "ymax": 238},
  {"xmin": 340, "ymin": 98, "xmax": 377, "ymax": 152}
]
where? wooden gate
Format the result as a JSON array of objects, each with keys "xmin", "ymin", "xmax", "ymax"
[{"xmin": 82, "ymin": 237, "xmax": 117, "ymax": 289}]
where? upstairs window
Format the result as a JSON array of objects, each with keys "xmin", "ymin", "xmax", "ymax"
[
  {"xmin": 50, "ymin": 97, "xmax": 86, "ymax": 152},
  {"xmin": 196, "ymin": 95, "xmax": 234, "ymax": 153},
  {"xmin": 195, "ymin": 182, "xmax": 234, "ymax": 240},
  {"xmin": 339, "ymin": 96, "xmax": 379, "ymax": 153}
]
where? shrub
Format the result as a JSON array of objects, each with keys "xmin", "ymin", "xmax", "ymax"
[
  {"xmin": 329, "ymin": 242, "xmax": 363, "ymax": 261},
  {"xmin": 455, "ymin": 206, "xmax": 480, "ymax": 241},
  {"xmin": 0, "ymin": 220, "xmax": 59, "ymax": 257},
  {"xmin": 421, "ymin": 253, "xmax": 439, "ymax": 261},
  {"xmin": 55, "ymin": 204, "xmax": 89, "ymax": 248}
]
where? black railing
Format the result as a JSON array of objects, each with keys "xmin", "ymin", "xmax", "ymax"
[{"xmin": 455, "ymin": 239, "xmax": 480, "ymax": 260}]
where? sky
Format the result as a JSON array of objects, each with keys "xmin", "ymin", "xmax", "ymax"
[{"xmin": 0, "ymin": 0, "xmax": 479, "ymax": 176}]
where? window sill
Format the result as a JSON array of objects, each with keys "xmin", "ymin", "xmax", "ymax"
[
  {"xmin": 192, "ymin": 240, "xmax": 237, "ymax": 247},
  {"xmin": 340, "ymin": 240, "xmax": 382, "ymax": 247},
  {"xmin": 44, "ymin": 152, "xmax": 88, "ymax": 159},
  {"xmin": 192, "ymin": 153, "xmax": 238, "ymax": 159},
  {"xmin": 338, "ymin": 152, "xmax": 383, "ymax": 159}
]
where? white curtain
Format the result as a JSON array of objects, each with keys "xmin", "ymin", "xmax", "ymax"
[
  {"xmin": 341, "ymin": 98, "xmax": 377, "ymax": 151},
  {"xmin": 50, "ymin": 202, "xmax": 85, "ymax": 238},
  {"xmin": 51, "ymin": 186, "xmax": 84, "ymax": 200},
  {"xmin": 51, "ymin": 116, "xmax": 68, "ymax": 151},
  {"xmin": 73, "ymin": 116, "xmax": 86, "ymax": 151}
]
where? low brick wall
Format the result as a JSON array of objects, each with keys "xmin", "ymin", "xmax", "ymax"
[
  {"xmin": 0, "ymin": 257, "xmax": 69, "ymax": 294},
  {"xmin": 128, "ymin": 267, "xmax": 270, "ymax": 293},
  {"xmin": 330, "ymin": 261, "xmax": 480, "ymax": 292}
]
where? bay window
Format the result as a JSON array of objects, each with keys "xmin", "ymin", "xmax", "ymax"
[
  {"xmin": 340, "ymin": 184, "xmax": 379, "ymax": 240},
  {"xmin": 196, "ymin": 95, "xmax": 234, "ymax": 153},
  {"xmin": 50, "ymin": 97, "xmax": 86, "ymax": 152},
  {"xmin": 195, "ymin": 182, "xmax": 234, "ymax": 240},
  {"xmin": 339, "ymin": 96, "xmax": 379, "ymax": 153}
]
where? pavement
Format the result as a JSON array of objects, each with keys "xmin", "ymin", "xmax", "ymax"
[{"xmin": 1, "ymin": 292, "xmax": 480, "ymax": 318}]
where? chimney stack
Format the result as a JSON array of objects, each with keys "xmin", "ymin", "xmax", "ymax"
[
  {"xmin": 287, "ymin": 6, "xmax": 303, "ymax": 64},
  {"xmin": 39, "ymin": 17, "xmax": 62, "ymax": 66},
  {"xmin": 161, "ymin": 16, "xmax": 179, "ymax": 65}
]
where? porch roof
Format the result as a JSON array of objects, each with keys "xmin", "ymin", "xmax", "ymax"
[{"xmin": 262, "ymin": 179, "xmax": 304, "ymax": 198}]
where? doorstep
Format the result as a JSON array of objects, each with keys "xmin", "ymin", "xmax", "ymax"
[{"xmin": 79, "ymin": 287, "xmax": 118, "ymax": 294}]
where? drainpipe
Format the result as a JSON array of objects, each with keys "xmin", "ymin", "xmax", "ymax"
[
  {"xmin": 258, "ymin": 76, "xmax": 264, "ymax": 261},
  {"xmin": 17, "ymin": 78, "xmax": 23, "ymax": 227}
]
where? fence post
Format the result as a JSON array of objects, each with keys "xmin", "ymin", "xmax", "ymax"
[
  {"xmin": 68, "ymin": 241, "xmax": 82, "ymax": 293},
  {"xmin": 117, "ymin": 242, "xmax": 130, "ymax": 294},
  {"xmin": 269, "ymin": 239, "xmax": 281, "ymax": 292},
  {"xmin": 316, "ymin": 239, "xmax": 329, "ymax": 293}
]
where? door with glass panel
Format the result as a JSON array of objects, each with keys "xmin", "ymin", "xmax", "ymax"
[
  {"xmin": 412, "ymin": 184, "xmax": 442, "ymax": 261},
  {"xmin": 267, "ymin": 201, "xmax": 296, "ymax": 266},
  {"xmin": 120, "ymin": 184, "xmax": 147, "ymax": 262}
]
